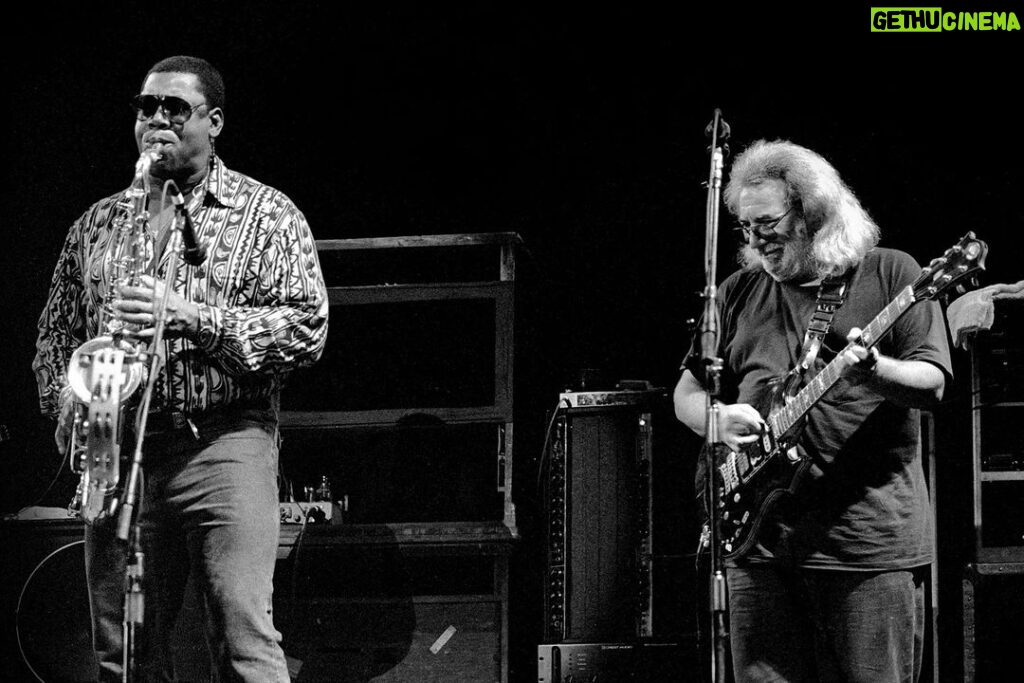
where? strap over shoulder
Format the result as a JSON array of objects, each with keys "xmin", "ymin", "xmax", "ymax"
[{"xmin": 799, "ymin": 276, "xmax": 850, "ymax": 371}]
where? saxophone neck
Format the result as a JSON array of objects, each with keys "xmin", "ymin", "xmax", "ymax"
[
  {"xmin": 135, "ymin": 148, "xmax": 158, "ymax": 178},
  {"xmin": 132, "ymin": 148, "xmax": 161, "ymax": 197}
]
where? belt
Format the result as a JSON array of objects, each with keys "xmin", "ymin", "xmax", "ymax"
[
  {"xmin": 144, "ymin": 410, "xmax": 200, "ymax": 439},
  {"xmin": 142, "ymin": 400, "xmax": 276, "ymax": 438}
]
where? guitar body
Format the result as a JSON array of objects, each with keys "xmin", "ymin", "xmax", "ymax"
[
  {"xmin": 696, "ymin": 369, "xmax": 812, "ymax": 559},
  {"xmin": 697, "ymin": 442, "xmax": 813, "ymax": 559}
]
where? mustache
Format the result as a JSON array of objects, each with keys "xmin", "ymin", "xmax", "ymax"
[{"xmin": 739, "ymin": 229, "xmax": 816, "ymax": 276}]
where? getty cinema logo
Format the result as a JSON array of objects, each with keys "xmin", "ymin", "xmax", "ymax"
[{"xmin": 871, "ymin": 7, "xmax": 1021, "ymax": 31}]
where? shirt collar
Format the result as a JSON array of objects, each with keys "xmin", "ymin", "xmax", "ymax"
[
  {"xmin": 124, "ymin": 156, "xmax": 239, "ymax": 211},
  {"xmin": 199, "ymin": 155, "xmax": 240, "ymax": 209}
]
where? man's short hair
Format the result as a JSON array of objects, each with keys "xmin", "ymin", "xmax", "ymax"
[{"xmin": 146, "ymin": 55, "xmax": 225, "ymax": 111}]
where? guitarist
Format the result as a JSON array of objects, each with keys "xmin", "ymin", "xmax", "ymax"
[{"xmin": 674, "ymin": 139, "xmax": 951, "ymax": 683}]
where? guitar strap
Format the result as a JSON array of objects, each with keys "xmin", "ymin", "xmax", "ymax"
[{"xmin": 798, "ymin": 275, "xmax": 850, "ymax": 372}]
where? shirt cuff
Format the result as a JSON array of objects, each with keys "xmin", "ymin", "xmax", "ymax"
[
  {"xmin": 58, "ymin": 382, "xmax": 76, "ymax": 411},
  {"xmin": 194, "ymin": 303, "xmax": 222, "ymax": 351}
]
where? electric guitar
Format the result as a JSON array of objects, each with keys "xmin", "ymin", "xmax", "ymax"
[{"xmin": 698, "ymin": 232, "xmax": 988, "ymax": 559}]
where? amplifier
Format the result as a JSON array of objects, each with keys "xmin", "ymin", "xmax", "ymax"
[
  {"xmin": 542, "ymin": 388, "xmax": 702, "ymax": 644},
  {"xmin": 537, "ymin": 641, "xmax": 690, "ymax": 682},
  {"xmin": 542, "ymin": 388, "xmax": 701, "ymax": 644},
  {"xmin": 558, "ymin": 388, "xmax": 661, "ymax": 409},
  {"xmin": 543, "ymin": 396, "xmax": 654, "ymax": 642}
]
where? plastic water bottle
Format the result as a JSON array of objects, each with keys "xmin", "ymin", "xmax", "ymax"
[{"xmin": 316, "ymin": 476, "xmax": 332, "ymax": 502}]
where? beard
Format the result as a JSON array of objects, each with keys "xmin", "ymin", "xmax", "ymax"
[{"xmin": 740, "ymin": 228, "xmax": 817, "ymax": 283}]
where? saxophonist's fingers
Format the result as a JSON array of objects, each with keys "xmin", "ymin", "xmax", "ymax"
[
  {"xmin": 112, "ymin": 298, "xmax": 152, "ymax": 315},
  {"xmin": 114, "ymin": 284, "xmax": 155, "ymax": 302},
  {"xmin": 130, "ymin": 327, "xmax": 187, "ymax": 340}
]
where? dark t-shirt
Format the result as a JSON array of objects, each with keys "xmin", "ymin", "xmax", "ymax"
[{"xmin": 684, "ymin": 247, "xmax": 952, "ymax": 570}]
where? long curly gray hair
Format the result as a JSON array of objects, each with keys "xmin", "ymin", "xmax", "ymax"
[{"xmin": 723, "ymin": 139, "xmax": 880, "ymax": 279}]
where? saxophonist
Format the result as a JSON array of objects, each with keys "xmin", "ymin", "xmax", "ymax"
[{"xmin": 32, "ymin": 55, "xmax": 328, "ymax": 682}]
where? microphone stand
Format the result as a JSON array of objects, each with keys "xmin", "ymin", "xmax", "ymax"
[
  {"xmin": 115, "ymin": 188, "xmax": 188, "ymax": 682},
  {"xmin": 701, "ymin": 108, "xmax": 730, "ymax": 683}
]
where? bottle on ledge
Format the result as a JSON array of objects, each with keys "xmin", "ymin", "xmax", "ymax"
[{"xmin": 315, "ymin": 476, "xmax": 332, "ymax": 503}]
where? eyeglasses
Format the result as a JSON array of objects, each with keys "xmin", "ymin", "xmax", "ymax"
[
  {"xmin": 130, "ymin": 94, "xmax": 208, "ymax": 125},
  {"xmin": 732, "ymin": 206, "xmax": 794, "ymax": 240}
]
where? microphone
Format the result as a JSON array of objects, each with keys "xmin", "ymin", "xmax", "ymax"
[
  {"xmin": 704, "ymin": 108, "xmax": 731, "ymax": 140},
  {"xmin": 704, "ymin": 108, "xmax": 732, "ymax": 157},
  {"xmin": 166, "ymin": 181, "xmax": 208, "ymax": 266}
]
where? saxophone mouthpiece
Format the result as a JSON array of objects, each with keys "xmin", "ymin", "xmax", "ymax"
[{"xmin": 135, "ymin": 148, "xmax": 160, "ymax": 176}]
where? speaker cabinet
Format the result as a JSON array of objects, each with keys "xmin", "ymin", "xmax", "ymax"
[
  {"xmin": 962, "ymin": 565, "xmax": 1024, "ymax": 682},
  {"xmin": 0, "ymin": 519, "xmax": 236, "ymax": 683},
  {"xmin": 275, "ymin": 532, "xmax": 511, "ymax": 683},
  {"xmin": 970, "ymin": 300, "xmax": 1024, "ymax": 563},
  {"xmin": 958, "ymin": 300, "xmax": 1024, "ymax": 681},
  {"xmin": 0, "ymin": 520, "xmax": 94, "ymax": 683},
  {"xmin": 541, "ymin": 389, "xmax": 697, "ymax": 645},
  {"xmin": 1, "ymin": 520, "xmax": 512, "ymax": 683}
]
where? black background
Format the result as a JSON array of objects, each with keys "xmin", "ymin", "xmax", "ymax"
[{"xmin": 1, "ymin": 4, "xmax": 1021, "ymax": 682}]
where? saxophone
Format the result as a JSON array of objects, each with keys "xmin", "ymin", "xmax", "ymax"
[{"xmin": 67, "ymin": 150, "xmax": 159, "ymax": 523}]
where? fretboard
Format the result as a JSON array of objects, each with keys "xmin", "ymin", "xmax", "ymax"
[{"xmin": 768, "ymin": 284, "xmax": 917, "ymax": 437}]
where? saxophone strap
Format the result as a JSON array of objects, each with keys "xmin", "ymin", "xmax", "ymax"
[
  {"xmin": 798, "ymin": 276, "xmax": 850, "ymax": 371},
  {"xmin": 150, "ymin": 202, "xmax": 176, "ymax": 263}
]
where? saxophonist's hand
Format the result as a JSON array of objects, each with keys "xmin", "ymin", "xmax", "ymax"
[
  {"xmin": 113, "ymin": 275, "xmax": 199, "ymax": 339},
  {"xmin": 55, "ymin": 385, "xmax": 75, "ymax": 456}
]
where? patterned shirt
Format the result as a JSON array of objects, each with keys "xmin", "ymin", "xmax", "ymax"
[{"xmin": 33, "ymin": 156, "xmax": 329, "ymax": 419}]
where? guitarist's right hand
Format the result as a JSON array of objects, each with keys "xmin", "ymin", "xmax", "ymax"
[
  {"xmin": 675, "ymin": 370, "xmax": 765, "ymax": 452},
  {"xmin": 716, "ymin": 403, "xmax": 765, "ymax": 453}
]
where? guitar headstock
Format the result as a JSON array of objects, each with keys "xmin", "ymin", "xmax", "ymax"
[{"xmin": 914, "ymin": 232, "xmax": 988, "ymax": 301}]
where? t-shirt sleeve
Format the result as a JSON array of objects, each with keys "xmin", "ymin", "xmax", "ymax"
[
  {"xmin": 884, "ymin": 250, "xmax": 954, "ymax": 383},
  {"xmin": 679, "ymin": 279, "xmax": 733, "ymax": 385}
]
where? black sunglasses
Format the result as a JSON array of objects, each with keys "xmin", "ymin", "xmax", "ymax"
[{"xmin": 130, "ymin": 94, "xmax": 208, "ymax": 125}]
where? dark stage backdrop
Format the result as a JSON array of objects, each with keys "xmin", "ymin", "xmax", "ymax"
[{"xmin": 1, "ymin": 4, "xmax": 1020, "ymax": 681}]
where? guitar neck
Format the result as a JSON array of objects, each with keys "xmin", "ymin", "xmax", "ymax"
[{"xmin": 769, "ymin": 283, "xmax": 918, "ymax": 436}]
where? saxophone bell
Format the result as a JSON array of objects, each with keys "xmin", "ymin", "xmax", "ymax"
[
  {"xmin": 68, "ymin": 336, "xmax": 146, "ymax": 405},
  {"xmin": 66, "ymin": 338, "xmax": 145, "ymax": 523}
]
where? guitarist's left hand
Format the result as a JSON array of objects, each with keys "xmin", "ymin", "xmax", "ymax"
[
  {"xmin": 842, "ymin": 327, "xmax": 881, "ymax": 386},
  {"xmin": 842, "ymin": 326, "xmax": 946, "ymax": 406}
]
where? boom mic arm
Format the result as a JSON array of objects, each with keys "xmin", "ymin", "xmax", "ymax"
[{"xmin": 165, "ymin": 181, "xmax": 207, "ymax": 266}]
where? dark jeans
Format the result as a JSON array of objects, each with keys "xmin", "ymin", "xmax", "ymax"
[
  {"xmin": 726, "ymin": 564, "xmax": 926, "ymax": 683},
  {"xmin": 84, "ymin": 410, "xmax": 289, "ymax": 682}
]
